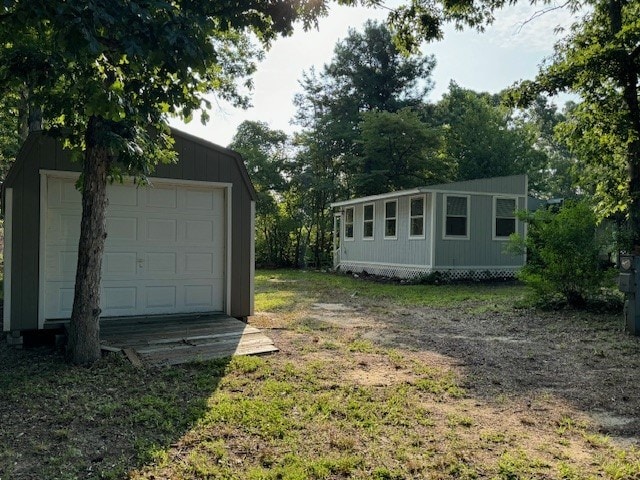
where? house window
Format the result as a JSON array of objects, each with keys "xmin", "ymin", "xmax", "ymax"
[
  {"xmin": 344, "ymin": 207, "xmax": 354, "ymax": 240},
  {"xmin": 363, "ymin": 203, "xmax": 374, "ymax": 239},
  {"xmin": 409, "ymin": 196, "xmax": 425, "ymax": 238},
  {"xmin": 444, "ymin": 195, "xmax": 469, "ymax": 238},
  {"xmin": 494, "ymin": 197, "xmax": 517, "ymax": 239},
  {"xmin": 384, "ymin": 200, "xmax": 397, "ymax": 239}
]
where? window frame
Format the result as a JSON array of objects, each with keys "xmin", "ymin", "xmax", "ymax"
[
  {"xmin": 344, "ymin": 206, "xmax": 355, "ymax": 241},
  {"xmin": 493, "ymin": 196, "xmax": 518, "ymax": 240},
  {"xmin": 384, "ymin": 199, "xmax": 398, "ymax": 240},
  {"xmin": 362, "ymin": 203, "xmax": 375, "ymax": 240},
  {"xmin": 408, "ymin": 195, "xmax": 426, "ymax": 239},
  {"xmin": 442, "ymin": 194, "xmax": 470, "ymax": 240}
]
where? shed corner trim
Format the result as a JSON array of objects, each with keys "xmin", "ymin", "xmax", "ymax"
[{"xmin": 3, "ymin": 188, "xmax": 12, "ymax": 332}]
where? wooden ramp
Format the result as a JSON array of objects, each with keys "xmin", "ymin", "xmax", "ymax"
[{"xmin": 99, "ymin": 314, "xmax": 278, "ymax": 366}]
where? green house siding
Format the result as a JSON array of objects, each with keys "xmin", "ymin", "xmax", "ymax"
[
  {"xmin": 3, "ymin": 130, "xmax": 256, "ymax": 331},
  {"xmin": 433, "ymin": 193, "xmax": 526, "ymax": 269}
]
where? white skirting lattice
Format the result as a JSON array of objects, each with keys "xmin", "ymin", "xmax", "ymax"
[{"xmin": 337, "ymin": 261, "xmax": 520, "ymax": 281}]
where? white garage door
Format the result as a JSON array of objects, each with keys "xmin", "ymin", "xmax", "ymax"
[{"xmin": 42, "ymin": 174, "xmax": 228, "ymax": 320}]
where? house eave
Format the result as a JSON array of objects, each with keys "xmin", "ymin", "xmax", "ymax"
[{"xmin": 331, "ymin": 188, "xmax": 426, "ymax": 208}]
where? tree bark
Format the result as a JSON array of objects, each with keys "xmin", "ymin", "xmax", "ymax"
[
  {"xmin": 67, "ymin": 116, "xmax": 110, "ymax": 365},
  {"xmin": 609, "ymin": 0, "xmax": 640, "ymax": 247}
]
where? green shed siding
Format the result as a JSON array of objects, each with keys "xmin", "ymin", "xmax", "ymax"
[{"xmin": 3, "ymin": 130, "xmax": 255, "ymax": 331}]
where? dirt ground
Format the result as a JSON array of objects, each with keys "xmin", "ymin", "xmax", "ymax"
[
  {"xmin": 3, "ymin": 280, "xmax": 640, "ymax": 478},
  {"xmin": 256, "ymin": 297, "xmax": 640, "ymax": 446}
]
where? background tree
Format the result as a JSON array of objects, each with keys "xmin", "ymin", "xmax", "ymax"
[
  {"xmin": 0, "ymin": 0, "xmax": 337, "ymax": 364},
  {"xmin": 228, "ymin": 121, "xmax": 293, "ymax": 267},
  {"xmin": 434, "ymin": 83, "xmax": 546, "ymax": 185},
  {"xmin": 507, "ymin": 0, "xmax": 640, "ymax": 245},
  {"xmin": 356, "ymin": 108, "xmax": 450, "ymax": 195},
  {"xmin": 294, "ymin": 21, "xmax": 437, "ymax": 196},
  {"xmin": 519, "ymin": 97, "xmax": 579, "ymax": 200}
]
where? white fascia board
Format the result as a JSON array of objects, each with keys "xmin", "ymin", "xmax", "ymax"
[{"xmin": 331, "ymin": 189, "xmax": 422, "ymax": 208}]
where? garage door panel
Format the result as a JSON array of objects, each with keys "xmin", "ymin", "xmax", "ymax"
[
  {"xmin": 146, "ymin": 218, "xmax": 177, "ymax": 242},
  {"xmin": 146, "ymin": 252, "xmax": 177, "ymax": 274},
  {"xmin": 146, "ymin": 286, "xmax": 177, "ymax": 309},
  {"xmin": 45, "ymin": 212, "xmax": 81, "ymax": 247},
  {"xmin": 44, "ymin": 176, "xmax": 227, "ymax": 319},
  {"xmin": 45, "ymin": 251, "xmax": 78, "ymax": 279},
  {"xmin": 106, "ymin": 217, "xmax": 138, "ymax": 242},
  {"xmin": 185, "ymin": 253, "xmax": 214, "ymax": 275},
  {"xmin": 107, "ymin": 184, "xmax": 138, "ymax": 206},
  {"xmin": 185, "ymin": 220, "xmax": 214, "ymax": 243},
  {"xmin": 184, "ymin": 284, "xmax": 213, "ymax": 307},
  {"xmin": 44, "ymin": 283, "xmax": 75, "ymax": 318},
  {"xmin": 186, "ymin": 189, "xmax": 215, "ymax": 210},
  {"xmin": 103, "ymin": 252, "xmax": 137, "ymax": 276},
  {"xmin": 61, "ymin": 181, "xmax": 82, "ymax": 204},
  {"xmin": 103, "ymin": 286, "xmax": 137, "ymax": 310},
  {"xmin": 147, "ymin": 186, "xmax": 177, "ymax": 208}
]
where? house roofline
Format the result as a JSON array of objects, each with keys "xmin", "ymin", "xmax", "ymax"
[
  {"xmin": 331, "ymin": 174, "xmax": 528, "ymax": 208},
  {"xmin": 331, "ymin": 188, "xmax": 424, "ymax": 208}
]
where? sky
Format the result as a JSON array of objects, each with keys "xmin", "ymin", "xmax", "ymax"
[{"xmin": 170, "ymin": 2, "xmax": 582, "ymax": 147}]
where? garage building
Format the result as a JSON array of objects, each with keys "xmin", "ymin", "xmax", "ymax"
[{"xmin": 3, "ymin": 129, "xmax": 256, "ymax": 334}]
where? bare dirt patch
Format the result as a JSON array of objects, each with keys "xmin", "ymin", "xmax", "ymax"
[{"xmin": 257, "ymin": 295, "xmax": 640, "ymax": 447}]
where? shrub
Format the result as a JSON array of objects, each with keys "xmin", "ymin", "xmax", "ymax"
[{"xmin": 509, "ymin": 201, "xmax": 614, "ymax": 308}]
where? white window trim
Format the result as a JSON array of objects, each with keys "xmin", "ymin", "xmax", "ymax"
[
  {"xmin": 443, "ymin": 194, "xmax": 470, "ymax": 240},
  {"xmin": 383, "ymin": 199, "xmax": 398, "ymax": 240},
  {"xmin": 362, "ymin": 203, "xmax": 375, "ymax": 241},
  {"xmin": 408, "ymin": 195, "xmax": 426, "ymax": 239},
  {"xmin": 343, "ymin": 206, "xmax": 355, "ymax": 242},
  {"xmin": 493, "ymin": 196, "xmax": 518, "ymax": 241}
]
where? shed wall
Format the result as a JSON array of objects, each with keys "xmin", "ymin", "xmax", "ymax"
[{"xmin": 4, "ymin": 131, "xmax": 254, "ymax": 331}]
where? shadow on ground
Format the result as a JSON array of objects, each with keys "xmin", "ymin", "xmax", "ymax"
[{"xmin": 0, "ymin": 340, "xmax": 231, "ymax": 479}]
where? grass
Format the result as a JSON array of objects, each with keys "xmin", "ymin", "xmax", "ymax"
[
  {"xmin": 255, "ymin": 269, "xmax": 525, "ymax": 311},
  {"xmin": 2, "ymin": 268, "xmax": 640, "ymax": 479}
]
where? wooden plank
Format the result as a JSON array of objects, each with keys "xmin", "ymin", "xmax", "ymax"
[
  {"xmin": 101, "ymin": 321, "xmax": 253, "ymax": 341},
  {"xmin": 123, "ymin": 348, "xmax": 145, "ymax": 368},
  {"xmin": 101, "ymin": 318, "xmax": 242, "ymax": 337},
  {"xmin": 96, "ymin": 314, "xmax": 277, "ymax": 366},
  {"xmin": 138, "ymin": 336, "xmax": 276, "ymax": 361},
  {"xmin": 101, "ymin": 328, "xmax": 258, "ymax": 348},
  {"xmin": 100, "ymin": 345, "xmax": 122, "ymax": 353}
]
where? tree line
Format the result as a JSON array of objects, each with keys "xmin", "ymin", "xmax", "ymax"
[{"xmin": 229, "ymin": 21, "xmax": 578, "ymax": 269}]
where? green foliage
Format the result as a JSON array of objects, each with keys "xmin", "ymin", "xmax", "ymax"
[
  {"xmin": 293, "ymin": 21, "xmax": 438, "ymax": 198},
  {"xmin": 510, "ymin": 201, "xmax": 613, "ymax": 307},
  {"xmin": 356, "ymin": 108, "xmax": 451, "ymax": 195},
  {"xmin": 228, "ymin": 121, "xmax": 301, "ymax": 267},
  {"xmin": 434, "ymin": 83, "xmax": 546, "ymax": 185},
  {"xmin": 508, "ymin": 0, "xmax": 640, "ymax": 242}
]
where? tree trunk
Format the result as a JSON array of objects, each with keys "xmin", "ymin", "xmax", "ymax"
[
  {"xmin": 67, "ymin": 116, "xmax": 110, "ymax": 365},
  {"xmin": 609, "ymin": 0, "xmax": 640, "ymax": 247}
]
